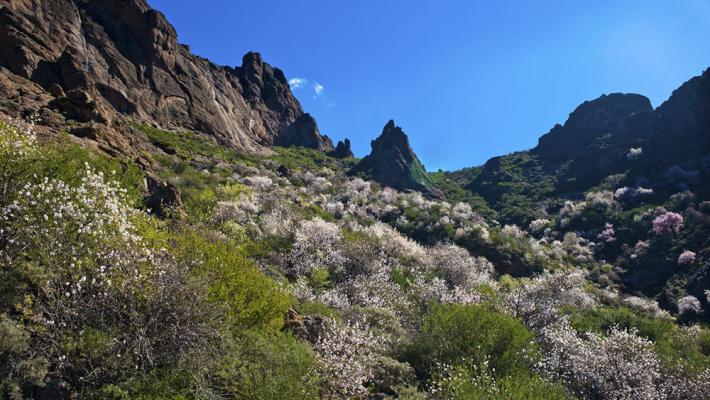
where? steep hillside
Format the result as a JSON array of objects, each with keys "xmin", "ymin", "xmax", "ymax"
[
  {"xmin": 1, "ymin": 2, "xmax": 710, "ymax": 399},
  {"xmin": 438, "ymin": 68, "xmax": 710, "ymax": 312},
  {"xmin": 3, "ymin": 116, "xmax": 710, "ymax": 399}
]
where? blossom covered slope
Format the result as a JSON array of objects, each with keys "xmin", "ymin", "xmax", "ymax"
[{"xmin": 1, "ymin": 120, "xmax": 710, "ymax": 399}]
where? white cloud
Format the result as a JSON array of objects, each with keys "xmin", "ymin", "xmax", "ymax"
[
  {"xmin": 289, "ymin": 78, "xmax": 326, "ymax": 100},
  {"xmin": 313, "ymin": 83, "xmax": 324, "ymax": 98},
  {"xmin": 288, "ymin": 77, "xmax": 307, "ymax": 90}
]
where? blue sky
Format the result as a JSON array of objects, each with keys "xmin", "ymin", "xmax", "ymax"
[{"xmin": 149, "ymin": 0, "xmax": 710, "ymax": 171}]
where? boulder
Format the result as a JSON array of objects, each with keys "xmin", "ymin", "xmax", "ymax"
[{"xmin": 143, "ymin": 173, "xmax": 182, "ymax": 216}]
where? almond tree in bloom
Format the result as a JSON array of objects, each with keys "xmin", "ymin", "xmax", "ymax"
[
  {"xmin": 597, "ymin": 223, "xmax": 616, "ymax": 243},
  {"xmin": 313, "ymin": 320, "xmax": 383, "ymax": 399},
  {"xmin": 0, "ymin": 119, "xmax": 37, "ymax": 205},
  {"xmin": 0, "ymin": 162, "xmax": 214, "ymax": 389},
  {"xmin": 677, "ymin": 250, "xmax": 697, "ymax": 266},
  {"xmin": 538, "ymin": 322, "xmax": 663, "ymax": 400},
  {"xmin": 678, "ymin": 295, "xmax": 702, "ymax": 316},
  {"xmin": 288, "ymin": 218, "xmax": 344, "ymax": 276},
  {"xmin": 427, "ymin": 243, "xmax": 495, "ymax": 290},
  {"xmin": 505, "ymin": 271, "xmax": 595, "ymax": 331},
  {"xmin": 652, "ymin": 212, "xmax": 684, "ymax": 236}
]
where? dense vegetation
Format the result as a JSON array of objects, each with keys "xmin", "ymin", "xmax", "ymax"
[{"xmin": 1, "ymin": 120, "xmax": 710, "ymax": 399}]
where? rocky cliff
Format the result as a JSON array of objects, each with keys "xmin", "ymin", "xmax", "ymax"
[
  {"xmin": 0, "ymin": 0, "xmax": 333, "ymax": 154},
  {"xmin": 352, "ymin": 120, "xmax": 441, "ymax": 197}
]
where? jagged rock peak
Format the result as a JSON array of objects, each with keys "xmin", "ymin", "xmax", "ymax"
[
  {"xmin": 352, "ymin": 120, "xmax": 441, "ymax": 198},
  {"xmin": 371, "ymin": 119, "xmax": 416, "ymax": 159},
  {"xmin": 0, "ymin": 0, "xmax": 331, "ymax": 154},
  {"xmin": 330, "ymin": 138, "xmax": 354, "ymax": 158}
]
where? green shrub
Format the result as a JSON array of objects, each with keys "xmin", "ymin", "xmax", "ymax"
[
  {"xmin": 569, "ymin": 307, "xmax": 674, "ymax": 342},
  {"xmin": 171, "ymin": 232, "xmax": 292, "ymax": 335},
  {"xmin": 215, "ymin": 333, "xmax": 320, "ymax": 400},
  {"xmin": 405, "ymin": 303, "xmax": 536, "ymax": 381},
  {"xmin": 429, "ymin": 361, "xmax": 570, "ymax": 400}
]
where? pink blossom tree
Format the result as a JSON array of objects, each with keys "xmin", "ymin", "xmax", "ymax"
[
  {"xmin": 678, "ymin": 250, "xmax": 697, "ymax": 266},
  {"xmin": 652, "ymin": 212, "xmax": 684, "ymax": 236}
]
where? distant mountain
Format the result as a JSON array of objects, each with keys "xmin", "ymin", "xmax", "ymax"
[
  {"xmin": 449, "ymin": 68, "xmax": 710, "ymax": 226},
  {"xmin": 0, "ymin": 0, "xmax": 333, "ymax": 154},
  {"xmin": 352, "ymin": 120, "xmax": 442, "ymax": 197}
]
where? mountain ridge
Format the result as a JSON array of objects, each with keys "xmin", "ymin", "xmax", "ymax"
[{"xmin": 449, "ymin": 69, "xmax": 710, "ymax": 226}]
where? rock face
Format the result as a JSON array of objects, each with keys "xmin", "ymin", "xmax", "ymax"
[
  {"xmin": 352, "ymin": 120, "xmax": 441, "ymax": 197},
  {"xmin": 533, "ymin": 93, "xmax": 653, "ymax": 164},
  {"xmin": 0, "ymin": 0, "xmax": 332, "ymax": 152},
  {"xmin": 646, "ymin": 68, "xmax": 710, "ymax": 167},
  {"xmin": 329, "ymin": 138, "xmax": 354, "ymax": 158},
  {"xmin": 275, "ymin": 113, "xmax": 333, "ymax": 150},
  {"xmin": 282, "ymin": 309, "xmax": 326, "ymax": 343},
  {"xmin": 530, "ymin": 93, "xmax": 656, "ymax": 191}
]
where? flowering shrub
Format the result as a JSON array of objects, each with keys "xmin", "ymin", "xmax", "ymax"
[
  {"xmin": 585, "ymin": 190, "xmax": 617, "ymax": 209},
  {"xmin": 378, "ymin": 186, "xmax": 398, "ymax": 204},
  {"xmin": 0, "ymin": 120, "xmax": 37, "ymax": 203},
  {"xmin": 529, "ymin": 218, "xmax": 551, "ymax": 233},
  {"xmin": 313, "ymin": 320, "xmax": 383, "ymax": 398},
  {"xmin": 213, "ymin": 194, "xmax": 259, "ymax": 224},
  {"xmin": 678, "ymin": 295, "xmax": 702, "ymax": 316},
  {"xmin": 622, "ymin": 296, "xmax": 671, "ymax": 319},
  {"xmin": 653, "ymin": 212, "xmax": 684, "ymax": 236},
  {"xmin": 288, "ymin": 218, "xmax": 344, "ymax": 275},
  {"xmin": 678, "ymin": 250, "xmax": 697, "ymax": 266},
  {"xmin": 341, "ymin": 178, "xmax": 371, "ymax": 202},
  {"xmin": 241, "ymin": 175, "xmax": 273, "ymax": 189},
  {"xmin": 502, "ymin": 224, "xmax": 526, "ymax": 239},
  {"xmin": 539, "ymin": 322, "xmax": 663, "ymax": 400},
  {"xmin": 428, "ymin": 244, "xmax": 494, "ymax": 289},
  {"xmin": 505, "ymin": 271, "xmax": 594, "ymax": 331},
  {"xmin": 615, "ymin": 186, "xmax": 653, "ymax": 200},
  {"xmin": 631, "ymin": 240, "xmax": 651, "ymax": 260},
  {"xmin": 428, "ymin": 358, "xmax": 568, "ymax": 400},
  {"xmin": 0, "ymin": 162, "xmax": 220, "ymax": 394},
  {"xmin": 345, "ymin": 270, "xmax": 410, "ymax": 312},
  {"xmin": 627, "ymin": 147, "xmax": 643, "ymax": 160},
  {"xmin": 1, "ymin": 164, "xmax": 139, "ymax": 266},
  {"xmin": 598, "ymin": 223, "xmax": 616, "ymax": 243}
]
